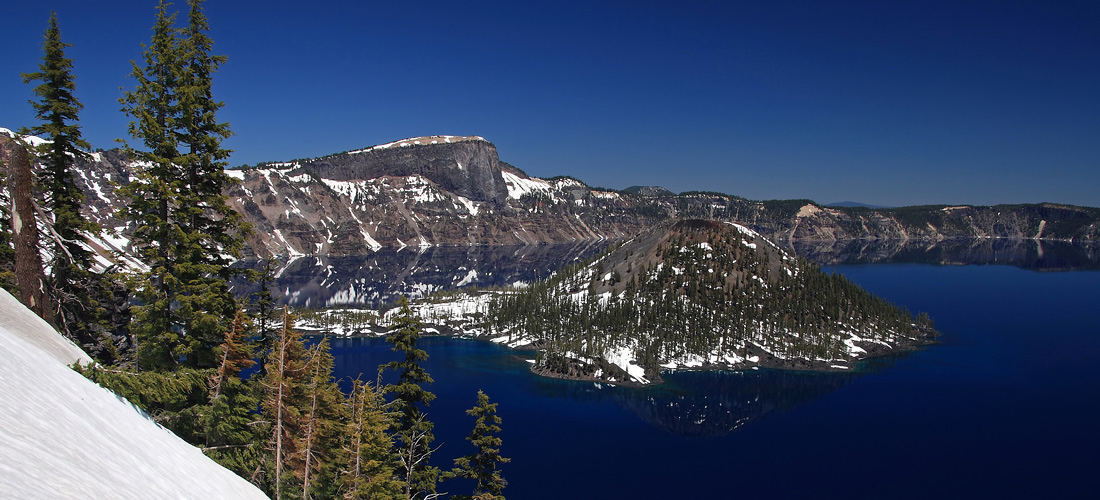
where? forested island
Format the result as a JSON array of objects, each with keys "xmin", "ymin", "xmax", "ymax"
[{"xmin": 485, "ymin": 219, "xmax": 937, "ymax": 385}]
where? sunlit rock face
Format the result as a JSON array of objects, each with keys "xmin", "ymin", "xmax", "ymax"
[
  {"xmin": 218, "ymin": 135, "xmax": 662, "ymax": 258},
  {"xmin": 303, "ymin": 136, "xmax": 509, "ymax": 207}
]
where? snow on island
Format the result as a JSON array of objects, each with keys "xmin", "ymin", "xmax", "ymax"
[{"xmin": 0, "ymin": 289, "xmax": 267, "ymax": 499}]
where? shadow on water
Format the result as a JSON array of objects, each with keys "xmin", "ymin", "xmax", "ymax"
[{"xmin": 790, "ymin": 238, "xmax": 1100, "ymax": 271}]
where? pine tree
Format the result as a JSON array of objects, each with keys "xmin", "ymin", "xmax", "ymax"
[
  {"xmin": 119, "ymin": 0, "xmax": 185, "ymax": 371},
  {"xmin": 172, "ymin": 0, "xmax": 249, "ymax": 369},
  {"xmin": 251, "ymin": 260, "xmax": 279, "ymax": 378},
  {"xmin": 295, "ymin": 337, "xmax": 346, "ymax": 499},
  {"xmin": 261, "ymin": 307, "xmax": 310, "ymax": 499},
  {"xmin": 338, "ymin": 378, "xmax": 404, "ymax": 499},
  {"xmin": 203, "ymin": 308, "xmax": 261, "ymax": 478},
  {"xmin": 21, "ymin": 11, "xmax": 104, "ymax": 342},
  {"xmin": 450, "ymin": 391, "xmax": 509, "ymax": 500},
  {"xmin": 383, "ymin": 297, "xmax": 440, "ymax": 499},
  {"xmin": 209, "ymin": 308, "xmax": 256, "ymax": 399},
  {"xmin": 120, "ymin": 0, "xmax": 247, "ymax": 371}
]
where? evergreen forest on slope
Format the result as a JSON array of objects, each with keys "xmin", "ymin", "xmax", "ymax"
[{"xmin": 485, "ymin": 220, "xmax": 936, "ymax": 385}]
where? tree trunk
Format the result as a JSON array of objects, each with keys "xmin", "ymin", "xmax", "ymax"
[
  {"xmin": 9, "ymin": 143, "xmax": 55, "ymax": 327},
  {"xmin": 301, "ymin": 357, "xmax": 318, "ymax": 500}
]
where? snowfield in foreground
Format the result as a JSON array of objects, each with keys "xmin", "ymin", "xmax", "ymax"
[{"xmin": 0, "ymin": 289, "xmax": 267, "ymax": 499}]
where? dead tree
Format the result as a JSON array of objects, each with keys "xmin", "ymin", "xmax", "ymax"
[{"xmin": 8, "ymin": 142, "xmax": 54, "ymax": 327}]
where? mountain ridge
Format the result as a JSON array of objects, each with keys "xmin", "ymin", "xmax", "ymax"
[{"xmin": 2, "ymin": 130, "xmax": 1098, "ymax": 265}]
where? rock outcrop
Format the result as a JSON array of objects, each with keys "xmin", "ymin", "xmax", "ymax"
[{"xmin": 295, "ymin": 136, "xmax": 509, "ymax": 207}]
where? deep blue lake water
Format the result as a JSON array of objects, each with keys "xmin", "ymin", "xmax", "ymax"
[{"xmin": 328, "ymin": 264, "xmax": 1100, "ymax": 499}]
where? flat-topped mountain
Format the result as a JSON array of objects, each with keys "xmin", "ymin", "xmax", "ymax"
[{"xmin": 282, "ymin": 135, "xmax": 509, "ymax": 207}]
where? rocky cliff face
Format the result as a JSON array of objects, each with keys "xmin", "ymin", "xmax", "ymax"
[
  {"xmin": 225, "ymin": 143, "xmax": 660, "ymax": 257},
  {"xmin": 2, "ymin": 130, "xmax": 1098, "ymax": 265},
  {"xmin": 292, "ymin": 136, "xmax": 509, "ymax": 207}
]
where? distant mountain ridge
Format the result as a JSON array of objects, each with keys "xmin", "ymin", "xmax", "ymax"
[
  {"xmin": 2, "ymin": 130, "xmax": 1098, "ymax": 264},
  {"xmin": 623, "ymin": 185, "xmax": 675, "ymax": 197},
  {"xmin": 826, "ymin": 201, "xmax": 891, "ymax": 209}
]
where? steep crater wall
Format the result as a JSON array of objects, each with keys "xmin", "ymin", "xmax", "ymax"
[{"xmin": 298, "ymin": 137, "xmax": 508, "ymax": 207}]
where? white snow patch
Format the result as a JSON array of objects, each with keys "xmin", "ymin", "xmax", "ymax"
[
  {"xmin": 501, "ymin": 171, "xmax": 554, "ymax": 200},
  {"xmin": 0, "ymin": 289, "xmax": 267, "ymax": 499},
  {"xmin": 361, "ymin": 229, "xmax": 383, "ymax": 252},
  {"xmin": 0, "ymin": 128, "xmax": 50, "ymax": 147},
  {"xmin": 456, "ymin": 269, "xmax": 480, "ymax": 287},
  {"xmin": 454, "ymin": 195, "xmax": 480, "ymax": 216},
  {"xmin": 844, "ymin": 338, "xmax": 868, "ymax": 356},
  {"xmin": 603, "ymin": 344, "xmax": 649, "ymax": 384}
]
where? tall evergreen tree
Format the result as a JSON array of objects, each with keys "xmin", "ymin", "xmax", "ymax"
[
  {"xmin": 20, "ymin": 11, "xmax": 103, "ymax": 342},
  {"xmin": 120, "ymin": 0, "xmax": 247, "ymax": 371},
  {"xmin": 251, "ymin": 260, "xmax": 279, "ymax": 378},
  {"xmin": 450, "ymin": 391, "xmax": 509, "ymax": 500},
  {"xmin": 383, "ymin": 297, "xmax": 440, "ymax": 499},
  {"xmin": 119, "ymin": 0, "xmax": 184, "ymax": 371},
  {"xmin": 173, "ymin": 0, "xmax": 248, "ymax": 369}
]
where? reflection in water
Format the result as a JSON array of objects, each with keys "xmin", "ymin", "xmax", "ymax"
[
  {"xmin": 237, "ymin": 240, "xmax": 1098, "ymax": 309},
  {"xmin": 619, "ymin": 353, "xmax": 915, "ymax": 437},
  {"xmin": 327, "ymin": 332, "xmax": 912, "ymax": 438},
  {"xmin": 790, "ymin": 238, "xmax": 1100, "ymax": 271},
  {"xmin": 234, "ymin": 241, "xmax": 610, "ymax": 308},
  {"xmin": 531, "ymin": 368, "xmax": 867, "ymax": 437},
  {"xmin": 618, "ymin": 370, "xmax": 857, "ymax": 437}
]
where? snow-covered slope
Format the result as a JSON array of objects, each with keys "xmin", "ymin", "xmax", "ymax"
[
  {"xmin": 0, "ymin": 289, "xmax": 268, "ymax": 499},
  {"xmin": 0, "ymin": 289, "xmax": 91, "ymax": 368}
]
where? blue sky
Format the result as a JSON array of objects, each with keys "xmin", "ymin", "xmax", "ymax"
[{"xmin": 3, "ymin": 0, "xmax": 1098, "ymax": 207}]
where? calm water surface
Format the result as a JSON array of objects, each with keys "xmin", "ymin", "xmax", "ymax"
[{"xmin": 329, "ymin": 264, "xmax": 1100, "ymax": 499}]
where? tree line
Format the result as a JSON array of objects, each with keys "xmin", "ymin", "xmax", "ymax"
[{"xmin": 2, "ymin": 2, "xmax": 507, "ymax": 498}]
